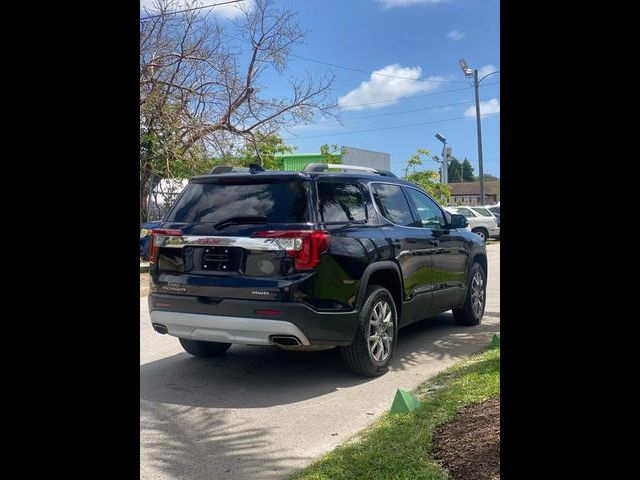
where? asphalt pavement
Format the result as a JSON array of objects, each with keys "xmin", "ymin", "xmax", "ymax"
[{"xmin": 140, "ymin": 243, "xmax": 500, "ymax": 480}]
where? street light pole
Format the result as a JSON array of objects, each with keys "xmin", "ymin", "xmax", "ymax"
[
  {"xmin": 472, "ymin": 68, "xmax": 485, "ymax": 205},
  {"xmin": 435, "ymin": 132, "xmax": 448, "ymax": 184},
  {"xmin": 459, "ymin": 59, "xmax": 500, "ymax": 206}
]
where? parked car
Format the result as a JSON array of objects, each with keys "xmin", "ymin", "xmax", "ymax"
[
  {"xmin": 470, "ymin": 206, "xmax": 500, "ymax": 235},
  {"xmin": 444, "ymin": 206, "xmax": 499, "ymax": 241},
  {"xmin": 486, "ymin": 205, "xmax": 500, "ymax": 226},
  {"xmin": 147, "ymin": 163, "xmax": 487, "ymax": 377},
  {"xmin": 140, "ymin": 220, "xmax": 162, "ymax": 260}
]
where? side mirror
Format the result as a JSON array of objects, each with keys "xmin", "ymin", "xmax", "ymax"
[{"xmin": 449, "ymin": 213, "xmax": 468, "ymax": 229}]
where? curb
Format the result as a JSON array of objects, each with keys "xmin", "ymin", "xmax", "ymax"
[{"xmin": 140, "ymin": 263, "xmax": 150, "ymax": 273}]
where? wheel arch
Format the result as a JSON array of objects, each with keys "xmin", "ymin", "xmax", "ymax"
[
  {"xmin": 470, "ymin": 251, "xmax": 488, "ymax": 278},
  {"xmin": 355, "ymin": 261, "xmax": 404, "ymax": 320}
]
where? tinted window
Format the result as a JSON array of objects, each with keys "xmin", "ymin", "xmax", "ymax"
[
  {"xmin": 489, "ymin": 207, "xmax": 500, "ymax": 214},
  {"xmin": 372, "ymin": 183, "xmax": 416, "ymax": 226},
  {"xmin": 456, "ymin": 208, "xmax": 476, "ymax": 218},
  {"xmin": 166, "ymin": 180, "xmax": 309, "ymax": 224},
  {"xmin": 318, "ymin": 182, "xmax": 367, "ymax": 223},
  {"xmin": 405, "ymin": 188, "xmax": 445, "ymax": 228}
]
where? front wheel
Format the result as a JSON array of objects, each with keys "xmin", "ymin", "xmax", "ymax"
[
  {"xmin": 179, "ymin": 338, "xmax": 231, "ymax": 357},
  {"xmin": 341, "ymin": 285, "xmax": 397, "ymax": 377},
  {"xmin": 472, "ymin": 227, "xmax": 488, "ymax": 241},
  {"xmin": 453, "ymin": 262, "xmax": 486, "ymax": 326}
]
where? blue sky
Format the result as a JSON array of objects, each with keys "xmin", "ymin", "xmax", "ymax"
[{"xmin": 141, "ymin": 0, "xmax": 500, "ymax": 177}]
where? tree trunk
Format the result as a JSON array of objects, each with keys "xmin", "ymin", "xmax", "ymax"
[{"xmin": 140, "ymin": 168, "xmax": 151, "ymax": 223}]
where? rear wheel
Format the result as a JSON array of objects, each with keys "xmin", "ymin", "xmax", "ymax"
[
  {"xmin": 341, "ymin": 285, "xmax": 397, "ymax": 377},
  {"xmin": 453, "ymin": 262, "xmax": 486, "ymax": 326},
  {"xmin": 179, "ymin": 338, "xmax": 232, "ymax": 357}
]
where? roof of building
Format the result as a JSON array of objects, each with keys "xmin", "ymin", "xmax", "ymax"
[
  {"xmin": 449, "ymin": 181, "xmax": 500, "ymax": 195},
  {"xmin": 274, "ymin": 152, "xmax": 342, "ymax": 159}
]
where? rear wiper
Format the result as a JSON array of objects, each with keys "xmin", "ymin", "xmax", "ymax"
[{"xmin": 214, "ymin": 215, "xmax": 267, "ymax": 230}]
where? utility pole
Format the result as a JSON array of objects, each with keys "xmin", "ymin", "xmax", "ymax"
[
  {"xmin": 472, "ymin": 68, "xmax": 485, "ymax": 204},
  {"xmin": 459, "ymin": 59, "xmax": 500, "ymax": 206}
]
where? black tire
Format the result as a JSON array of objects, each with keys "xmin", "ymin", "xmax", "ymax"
[
  {"xmin": 179, "ymin": 338, "xmax": 232, "ymax": 357},
  {"xmin": 453, "ymin": 262, "xmax": 486, "ymax": 326},
  {"xmin": 341, "ymin": 285, "xmax": 398, "ymax": 377},
  {"xmin": 472, "ymin": 227, "xmax": 488, "ymax": 241}
]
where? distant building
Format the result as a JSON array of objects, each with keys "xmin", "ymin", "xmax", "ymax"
[
  {"xmin": 448, "ymin": 181, "xmax": 500, "ymax": 206},
  {"xmin": 276, "ymin": 146, "xmax": 390, "ymax": 171}
]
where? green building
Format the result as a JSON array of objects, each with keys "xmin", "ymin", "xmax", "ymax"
[
  {"xmin": 275, "ymin": 146, "xmax": 390, "ymax": 172},
  {"xmin": 275, "ymin": 152, "xmax": 342, "ymax": 171}
]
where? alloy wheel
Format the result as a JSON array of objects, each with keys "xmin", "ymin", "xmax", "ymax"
[
  {"xmin": 471, "ymin": 270, "xmax": 485, "ymax": 318},
  {"xmin": 368, "ymin": 300, "xmax": 394, "ymax": 362}
]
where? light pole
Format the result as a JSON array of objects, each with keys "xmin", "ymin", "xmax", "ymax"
[
  {"xmin": 435, "ymin": 132, "xmax": 448, "ymax": 184},
  {"xmin": 459, "ymin": 59, "xmax": 499, "ymax": 205}
]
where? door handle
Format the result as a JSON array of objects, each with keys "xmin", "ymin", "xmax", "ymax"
[{"xmin": 429, "ymin": 238, "xmax": 440, "ymax": 246}]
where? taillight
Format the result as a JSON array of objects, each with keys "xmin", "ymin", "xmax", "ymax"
[
  {"xmin": 149, "ymin": 229, "xmax": 183, "ymax": 264},
  {"xmin": 252, "ymin": 230, "xmax": 330, "ymax": 270}
]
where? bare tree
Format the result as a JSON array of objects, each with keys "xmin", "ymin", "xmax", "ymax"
[{"xmin": 140, "ymin": 0, "xmax": 336, "ymax": 221}]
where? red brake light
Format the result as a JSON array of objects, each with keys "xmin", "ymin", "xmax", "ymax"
[
  {"xmin": 149, "ymin": 229, "xmax": 183, "ymax": 264},
  {"xmin": 252, "ymin": 230, "xmax": 330, "ymax": 270}
]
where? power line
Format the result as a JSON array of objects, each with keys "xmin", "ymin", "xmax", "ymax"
[
  {"xmin": 140, "ymin": 0, "xmax": 244, "ymax": 21},
  {"xmin": 314, "ymin": 98, "xmax": 500, "ymax": 125},
  {"xmin": 337, "ymin": 82, "xmax": 499, "ymax": 109},
  {"xmin": 290, "ymin": 54, "xmax": 469, "ymax": 84},
  {"xmin": 285, "ymin": 112, "xmax": 500, "ymax": 140},
  {"xmin": 220, "ymin": 31, "xmax": 486, "ymax": 85}
]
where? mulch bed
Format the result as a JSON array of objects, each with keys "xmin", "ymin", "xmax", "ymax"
[{"xmin": 431, "ymin": 396, "xmax": 500, "ymax": 480}]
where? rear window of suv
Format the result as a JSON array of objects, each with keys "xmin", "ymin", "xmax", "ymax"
[{"xmin": 165, "ymin": 179, "xmax": 309, "ymax": 224}]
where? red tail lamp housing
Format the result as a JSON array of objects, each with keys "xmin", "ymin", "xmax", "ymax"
[
  {"xmin": 148, "ymin": 229, "xmax": 183, "ymax": 264},
  {"xmin": 253, "ymin": 230, "xmax": 331, "ymax": 270}
]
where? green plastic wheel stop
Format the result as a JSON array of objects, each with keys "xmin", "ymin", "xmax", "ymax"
[
  {"xmin": 390, "ymin": 389, "xmax": 422, "ymax": 414},
  {"xmin": 492, "ymin": 334, "xmax": 500, "ymax": 348}
]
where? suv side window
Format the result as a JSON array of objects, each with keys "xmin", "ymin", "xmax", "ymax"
[
  {"xmin": 318, "ymin": 182, "xmax": 367, "ymax": 223},
  {"xmin": 405, "ymin": 188, "xmax": 446, "ymax": 229},
  {"xmin": 372, "ymin": 183, "xmax": 416, "ymax": 227},
  {"xmin": 456, "ymin": 207, "xmax": 476, "ymax": 218},
  {"xmin": 471, "ymin": 207, "xmax": 492, "ymax": 217}
]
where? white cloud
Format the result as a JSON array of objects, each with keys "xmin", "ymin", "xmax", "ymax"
[
  {"xmin": 464, "ymin": 98, "xmax": 500, "ymax": 118},
  {"xmin": 140, "ymin": 0, "xmax": 253, "ymax": 20},
  {"xmin": 375, "ymin": 0, "xmax": 449, "ymax": 8},
  {"xmin": 478, "ymin": 64, "xmax": 498, "ymax": 79},
  {"xmin": 447, "ymin": 30, "xmax": 465, "ymax": 41},
  {"xmin": 338, "ymin": 64, "xmax": 446, "ymax": 111}
]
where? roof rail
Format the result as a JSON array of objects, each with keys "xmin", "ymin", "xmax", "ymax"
[
  {"xmin": 210, "ymin": 164, "xmax": 265, "ymax": 174},
  {"xmin": 303, "ymin": 163, "xmax": 397, "ymax": 178}
]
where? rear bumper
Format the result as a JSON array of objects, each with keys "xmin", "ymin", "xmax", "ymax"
[
  {"xmin": 148, "ymin": 293, "xmax": 359, "ymax": 346},
  {"xmin": 150, "ymin": 311, "xmax": 311, "ymax": 345}
]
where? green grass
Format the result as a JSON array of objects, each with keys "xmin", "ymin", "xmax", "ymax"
[{"xmin": 290, "ymin": 345, "xmax": 500, "ymax": 480}]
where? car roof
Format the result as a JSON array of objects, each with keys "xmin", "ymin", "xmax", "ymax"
[{"xmin": 191, "ymin": 170, "xmax": 417, "ymax": 187}]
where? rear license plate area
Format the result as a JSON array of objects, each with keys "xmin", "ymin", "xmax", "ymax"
[{"xmin": 198, "ymin": 246, "xmax": 243, "ymax": 272}]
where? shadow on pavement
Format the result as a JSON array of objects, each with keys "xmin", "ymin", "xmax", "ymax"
[
  {"xmin": 140, "ymin": 312, "xmax": 500, "ymax": 409},
  {"xmin": 140, "ymin": 311, "xmax": 500, "ymax": 480},
  {"xmin": 141, "ymin": 402, "xmax": 305, "ymax": 480}
]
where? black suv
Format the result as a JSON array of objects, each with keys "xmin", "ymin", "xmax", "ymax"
[{"xmin": 148, "ymin": 163, "xmax": 487, "ymax": 376}]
